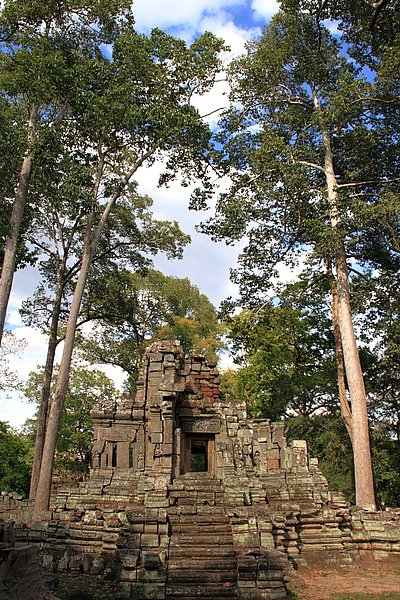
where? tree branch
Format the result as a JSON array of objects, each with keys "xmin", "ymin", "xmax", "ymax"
[
  {"xmin": 291, "ymin": 158, "xmax": 326, "ymax": 174},
  {"xmin": 337, "ymin": 177, "xmax": 400, "ymax": 188}
]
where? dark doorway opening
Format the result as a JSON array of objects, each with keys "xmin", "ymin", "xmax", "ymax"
[
  {"xmin": 190, "ymin": 440, "xmax": 208, "ymax": 472},
  {"xmin": 181, "ymin": 433, "xmax": 215, "ymax": 475}
]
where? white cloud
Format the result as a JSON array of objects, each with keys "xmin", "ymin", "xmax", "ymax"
[
  {"xmin": 0, "ymin": 322, "xmax": 49, "ymax": 428},
  {"xmin": 250, "ymin": 0, "xmax": 280, "ymax": 20},
  {"xmin": 135, "ymin": 161, "xmax": 241, "ymax": 306},
  {"xmin": 6, "ymin": 308, "xmax": 23, "ymax": 327},
  {"xmin": 199, "ymin": 13, "xmax": 260, "ymax": 54},
  {"xmin": 0, "ymin": 392, "xmax": 36, "ymax": 429},
  {"xmin": 323, "ymin": 19, "xmax": 341, "ymax": 35},
  {"xmin": 191, "ymin": 16, "xmax": 261, "ymax": 128},
  {"xmin": 132, "ymin": 0, "xmax": 243, "ymax": 32}
]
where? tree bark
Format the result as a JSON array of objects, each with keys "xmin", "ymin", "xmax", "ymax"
[
  {"xmin": 327, "ymin": 260, "xmax": 353, "ymax": 444},
  {"xmin": 321, "ymin": 122, "xmax": 376, "ymax": 510},
  {"xmin": 0, "ymin": 107, "xmax": 36, "ymax": 347},
  {"xmin": 334, "ymin": 241, "xmax": 376, "ymax": 509},
  {"xmin": 29, "ymin": 279, "xmax": 63, "ymax": 499},
  {"xmin": 33, "ymin": 230, "xmax": 94, "ymax": 514}
]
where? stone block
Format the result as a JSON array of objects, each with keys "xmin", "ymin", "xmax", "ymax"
[
  {"xmin": 141, "ymin": 534, "xmax": 160, "ymax": 547},
  {"xmin": 120, "ymin": 549, "xmax": 140, "ymax": 568},
  {"xmin": 119, "ymin": 568, "xmax": 138, "ymax": 582},
  {"xmin": 150, "ymin": 363, "xmax": 162, "ymax": 372},
  {"xmin": 91, "ymin": 557, "xmax": 106, "ymax": 575},
  {"xmin": 260, "ymin": 532, "xmax": 275, "ymax": 548},
  {"xmin": 126, "ymin": 534, "xmax": 141, "ymax": 549}
]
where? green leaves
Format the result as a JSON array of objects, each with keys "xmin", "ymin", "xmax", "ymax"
[
  {"xmin": 200, "ymin": 8, "xmax": 399, "ymax": 307},
  {"xmin": 224, "ymin": 275, "xmax": 337, "ymax": 420},
  {"xmin": 0, "ymin": 421, "xmax": 33, "ymax": 495},
  {"xmin": 78, "ymin": 269, "xmax": 222, "ymax": 385},
  {"xmin": 24, "ymin": 366, "xmax": 121, "ymax": 477}
]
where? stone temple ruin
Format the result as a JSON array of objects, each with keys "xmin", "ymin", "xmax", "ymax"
[{"xmin": 2, "ymin": 340, "xmax": 400, "ymax": 599}]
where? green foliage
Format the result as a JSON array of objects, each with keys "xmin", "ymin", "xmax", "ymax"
[
  {"xmin": 78, "ymin": 269, "xmax": 222, "ymax": 392},
  {"xmin": 280, "ymin": 0, "xmax": 400, "ymax": 59},
  {"xmin": 223, "ymin": 270, "xmax": 400, "ymax": 504},
  {"xmin": 222, "ymin": 275, "xmax": 338, "ymax": 419},
  {"xmin": 0, "ymin": 421, "xmax": 33, "ymax": 495},
  {"xmin": 370, "ymin": 425, "xmax": 400, "ymax": 508},
  {"xmin": 25, "ymin": 367, "xmax": 120, "ymax": 477},
  {"xmin": 197, "ymin": 9, "xmax": 399, "ymax": 306}
]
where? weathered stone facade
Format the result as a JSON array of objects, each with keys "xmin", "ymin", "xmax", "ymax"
[
  {"xmin": 89, "ymin": 340, "xmax": 329, "ymax": 498},
  {"xmin": 2, "ymin": 340, "xmax": 400, "ymax": 599}
]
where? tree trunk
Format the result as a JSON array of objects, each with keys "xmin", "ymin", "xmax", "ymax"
[
  {"xmin": 0, "ymin": 107, "xmax": 36, "ymax": 347},
  {"xmin": 33, "ymin": 235, "xmax": 93, "ymax": 515},
  {"xmin": 327, "ymin": 260, "xmax": 353, "ymax": 444},
  {"xmin": 29, "ymin": 279, "xmax": 64, "ymax": 499},
  {"xmin": 321, "ymin": 123, "xmax": 376, "ymax": 510},
  {"xmin": 33, "ymin": 146, "xmax": 155, "ymax": 515},
  {"xmin": 334, "ymin": 242, "xmax": 376, "ymax": 509}
]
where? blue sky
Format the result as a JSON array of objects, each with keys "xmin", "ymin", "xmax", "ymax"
[{"xmin": 2, "ymin": 0, "xmax": 281, "ymax": 427}]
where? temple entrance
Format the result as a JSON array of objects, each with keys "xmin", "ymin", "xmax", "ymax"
[{"xmin": 181, "ymin": 433, "xmax": 215, "ymax": 475}]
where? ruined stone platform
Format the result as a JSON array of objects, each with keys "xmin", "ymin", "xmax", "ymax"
[{"xmin": 2, "ymin": 341, "xmax": 400, "ymax": 599}]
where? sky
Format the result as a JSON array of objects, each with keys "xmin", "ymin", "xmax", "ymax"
[{"xmin": 0, "ymin": 0, "xmax": 282, "ymax": 428}]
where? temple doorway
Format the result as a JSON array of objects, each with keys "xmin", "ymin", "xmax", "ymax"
[{"xmin": 181, "ymin": 433, "xmax": 215, "ymax": 475}]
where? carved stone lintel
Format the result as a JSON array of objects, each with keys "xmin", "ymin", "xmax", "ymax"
[{"xmin": 181, "ymin": 417, "xmax": 220, "ymax": 433}]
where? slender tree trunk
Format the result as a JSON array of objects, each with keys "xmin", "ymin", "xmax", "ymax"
[
  {"xmin": 33, "ymin": 145, "xmax": 156, "ymax": 515},
  {"xmin": 321, "ymin": 122, "xmax": 376, "ymax": 510},
  {"xmin": 29, "ymin": 279, "xmax": 64, "ymax": 499},
  {"xmin": 0, "ymin": 107, "xmax": 36, "ymax": 347},
  {"xmin": 33, "ymin": 232, "xmax": 93, "ymax": 514},
  {"xmin": 327, "ymin": 260, "xmax": 353, "ymax": 443},
  {"xmin": 334, "ymin": 242, "xmax": 376, "ymax": 508}
]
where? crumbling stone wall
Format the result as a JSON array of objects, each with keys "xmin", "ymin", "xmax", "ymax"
[{"xmin": 0, "ymin": 521, "xmax": 56, "ymax": 600}]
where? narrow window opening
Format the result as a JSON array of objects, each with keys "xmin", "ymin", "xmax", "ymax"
[{"xmin": 112, "ymin": 443, "xmax": 118, "ymax": 468}]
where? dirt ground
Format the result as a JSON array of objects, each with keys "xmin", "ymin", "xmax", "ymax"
[{"xmin": 287, "ymin": 557, "xmax": 400, "ymax": 599}]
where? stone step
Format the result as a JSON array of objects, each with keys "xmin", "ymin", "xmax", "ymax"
[
  {"xmin": 167, "ymin": 570, "xmax": 236, "ymax": 584},
  {"xmin": 174, "ymin": 479, "xmax": 224, "ymax": 491},
  {"xmin": 169, "ymin": 534, "xmax": 233, "ymax": 546},
  {"xmin": 169, "ymin": 514, "xmax": 229, "ymax": 525},
  {"xmin": 167, "ymin": 558, "xmax": 237, "ymax": 571},
  {"xmin": 195, "ymin": 505, "xmax": 226, "ymax": 515},
  {"xmin": 170, "ymin": 525, "xmax": 230, "ymax": 534},
  {"xmin": 166, "ymin": 584, "xmax": 237, "ymax": 598},
  {"xmin": 168, "ymin": 548, "xmax": 236, "ymax": 559}
]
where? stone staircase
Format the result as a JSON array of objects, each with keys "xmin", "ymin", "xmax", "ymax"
[{"xmin": 166, "ymin": 475, "xmax": 237, "ymax": 599}]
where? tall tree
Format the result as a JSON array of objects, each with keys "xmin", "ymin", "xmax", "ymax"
[
  {"xmin": 196, "ymin": 11, "xmax": 398, "ymax": 508},
  {"xmin": 0, "ymin": 0, "xmax": 134, "ymax": 346},
  {"xmin": 33, "ymin": 28, "xmax": 225, "ymax": 515},
  {"xmin": 23, "ymin": 171, "xmax": 189, "ymax": 498}
]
